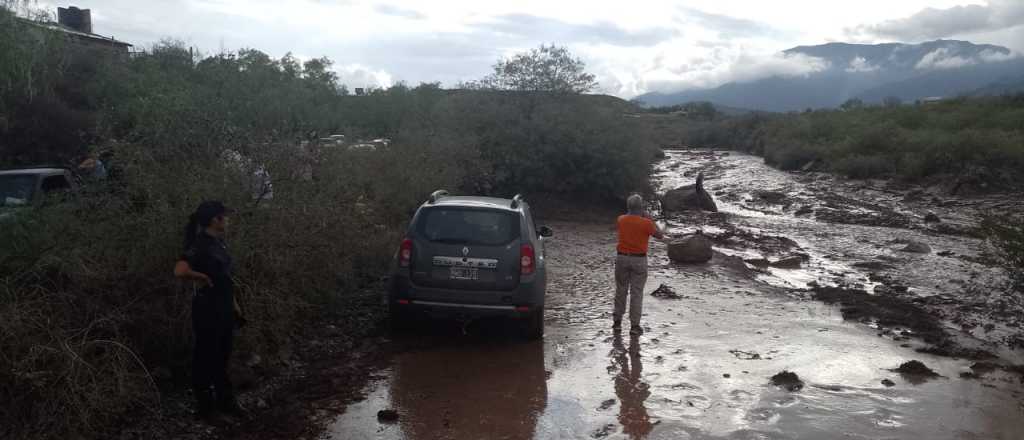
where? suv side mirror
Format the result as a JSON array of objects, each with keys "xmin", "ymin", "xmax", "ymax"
[{"xmin": 538, "ymin": 226, "xmax": 554, "ymax": 238}]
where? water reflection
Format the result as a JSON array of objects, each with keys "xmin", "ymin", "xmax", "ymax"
[
  {"xmin": 387, "ymin": 324, "xmax": 548, "ymax": 439},
  {"xmin": 611, "ymin": 333, "xmax": 653, "ymax": 439}
]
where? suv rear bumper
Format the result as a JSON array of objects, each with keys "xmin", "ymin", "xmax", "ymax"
[{"xmin": 388, "ymin": 275, "xmax": 544, "ymax": 319}]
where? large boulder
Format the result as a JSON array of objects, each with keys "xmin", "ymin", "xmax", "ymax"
[
  {"xmin": 668, "ymin": 234, "xmax": 713, "ymax": 263},
  {"xmin": 661, "ymin": 172, "xmax": 718, "ymax": 212}
]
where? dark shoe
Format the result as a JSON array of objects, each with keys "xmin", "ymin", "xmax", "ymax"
[{"xmin": 629, "ymin": 325, "xmax": 643, "ymax": 336}]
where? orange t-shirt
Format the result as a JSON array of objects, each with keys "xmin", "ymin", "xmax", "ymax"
[{"xmin": 617, "ymin": 215, "xmax": 657, "ymax": 254}]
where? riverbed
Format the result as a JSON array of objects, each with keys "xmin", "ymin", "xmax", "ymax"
[{"xmin": 327, "ymin": 150, "xmax": 1024, "ymax": 440}]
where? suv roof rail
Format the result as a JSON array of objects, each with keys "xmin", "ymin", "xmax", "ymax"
[
  {"xmin": 510, "ymin": 193, "xmax": 524, "ymax": 209},
  {"xmin": 428, "ymin": 189, "xmax": 449, "ymax": 204},
  {"xmin": 0, "ymin": 164, "xmax": 72, "ymax": 172}
]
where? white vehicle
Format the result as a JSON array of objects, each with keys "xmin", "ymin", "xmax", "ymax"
[
  {"xmin": 0, "ymin": 167, "xmax": 78, "ymax": 207},
  {"xmin": 0, "ymin": 167, "xmax": 80, "ymax": 220}
]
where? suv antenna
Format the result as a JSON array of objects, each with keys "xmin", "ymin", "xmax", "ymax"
[{"xmin": 510, "ymin": 194, "xmax": 524, "ymax": 209}]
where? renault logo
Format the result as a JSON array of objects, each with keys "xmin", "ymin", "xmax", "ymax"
[{"xmin": 462, "ymin": 246, "xmax": 470, "ymax": 256}]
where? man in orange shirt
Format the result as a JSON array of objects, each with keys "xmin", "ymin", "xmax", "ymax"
[{"xmin": 615, "ymin": 194, "xmax": 668, "ymax": 335}]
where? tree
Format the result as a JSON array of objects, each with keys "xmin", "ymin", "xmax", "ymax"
[
  {"xmin": 471, "ymin": 44, "xmax": 597, "ymax": 93},
  {"xmin": 840, "ymin": 98, "xmax": 864, "ymax": 111},
  {"xmin": 883, "ymin": 96, "xmax": 903, "ymax": 107}
]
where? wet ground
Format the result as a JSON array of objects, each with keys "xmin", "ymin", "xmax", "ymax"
[{"xmin": 327, "ymin": 151, "xmax": 1024, "ymax": 440}]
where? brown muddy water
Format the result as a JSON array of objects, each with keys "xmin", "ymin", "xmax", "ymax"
[{"xmin": 327, "ymin": 151, "xmax": 1024, "ymax": 440}]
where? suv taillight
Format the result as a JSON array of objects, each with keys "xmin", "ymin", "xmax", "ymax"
[
  {"xmin": 399, "ymin": 238, "xmax": 413, "ymax": 267},
  {"xmin": 520, "ymin": 244, "xmax": 535, "ymax": 275}
]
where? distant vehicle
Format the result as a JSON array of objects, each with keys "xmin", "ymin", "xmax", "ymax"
[
  {"xmin": 387, "ymin": 190, "xmax": 553, "ymax": 339},
  {"xmin": 316, "ymin": 134, "xmax": 347, "ymax": 148},
  {"xmin": 347, "ymin": 143, "xmax": 377, "ymax": 152},
  {"xmin": 0, "ymin": 167, "xmax": 79, "ymax": 205},
  {"xmin": 0, "ymin": 167, "xmax": 79, "ymax": 219},
  {"xmin": 346, "ymin": 138, "xmax": 389, "ymax": 152}
]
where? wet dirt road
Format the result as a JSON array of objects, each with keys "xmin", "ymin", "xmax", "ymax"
[{"xmin": 328, "ymin": 151, "xmax": 1024, "ymax": 440}]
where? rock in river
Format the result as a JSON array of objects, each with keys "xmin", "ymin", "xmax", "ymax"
[
  {"xmin": 377, "ymin": 409, "xmax": 400, "ymax": 423},
  {"xmin": 753, "ymin": 190, "xmax": 788, "ymax": 205},
  {"xmin": 770, "ymin": 371, "xmax": 804, "ymax": 392},
  {"xmin": 901, "ymin": 241, "xmax": 932, "ymax": 254},
  {"xmin": 661, "ymin": 172, "xmax": 718, "ymax": 212},
  {"xmin": 893, "ymin": 360, "xmax": 939, "ymax": 377},
  {"xmin": 668, "ymin": 234, "xmax": 713, "ymax": 264},
  {"xmin": 770, "ymin": 255, "xmax": 804, "ymax": 269}
]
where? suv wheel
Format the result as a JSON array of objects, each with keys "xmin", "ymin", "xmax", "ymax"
[{"xmin": 521, "ymin": 306, "xmax": 544, "ymax": 340}]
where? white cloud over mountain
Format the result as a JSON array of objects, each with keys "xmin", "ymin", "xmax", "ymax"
[
  {"xmin": 849, "ymin": 0, "xmax": 1024, "ymax": 41},
  {"xmin": 30, "ymin": 0, "xmax": 1024, "ymax": 98}
]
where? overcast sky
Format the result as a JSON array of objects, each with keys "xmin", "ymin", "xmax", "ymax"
[{"xmin": 33, "ymin": 0, "xmax": 1024, "ymax": 97}]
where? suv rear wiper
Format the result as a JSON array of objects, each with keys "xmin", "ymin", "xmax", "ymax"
[{"xmin": 433, "ymin": 238, "xmax": 470, "ymax": 244}]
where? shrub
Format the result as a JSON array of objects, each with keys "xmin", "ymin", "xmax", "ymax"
[
  {"xmin": 763, "ymin": 140, "xmax": 820, "ymax": 170},
  {"xmin": 674, "ymin": 95, "xmax": 1024, "ymax": 187}
]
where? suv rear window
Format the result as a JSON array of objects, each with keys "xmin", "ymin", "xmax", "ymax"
[{"xmin": 417, "ymin": 207, "xmax": 519, "ymax": 246}]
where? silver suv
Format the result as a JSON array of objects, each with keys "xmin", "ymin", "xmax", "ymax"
[
  {"xmin": 387, "ymin": 190, "xmax": 553, "ymax": 339},
  {"xmin": 0, "ymin": 167, "xmax": 79, "ymax": 221}
]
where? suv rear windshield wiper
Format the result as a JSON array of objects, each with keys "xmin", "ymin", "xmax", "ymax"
[{"xmin": 432, "ymin": 238, "xmax": 471, "ymax": 244}]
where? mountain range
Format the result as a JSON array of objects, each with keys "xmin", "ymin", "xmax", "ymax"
[{"xmin": 635, "ymin": 40, "xmax": 1024, "ymax": 112}]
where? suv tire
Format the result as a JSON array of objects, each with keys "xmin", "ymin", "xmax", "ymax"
[{"xmin": 521, "ymin": 306, "xmax": 544, "ymax": 340}]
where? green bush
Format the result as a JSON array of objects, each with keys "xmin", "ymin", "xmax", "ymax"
[
  {"xmin": 763, "ymin": 140, "xmax": 821, "ymax": 170},
  {"xmin": 673, "ymin": 95, "xmax": 1024, "ymax": 187}
]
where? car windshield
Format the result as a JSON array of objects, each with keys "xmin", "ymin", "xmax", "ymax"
[
  {"xmin": 417, "ymin": 207, "xmax": 519, "ymax": 246},
  {"xmin": 0, "ymin": 174, "xmax": 37, "ymax": 207}
]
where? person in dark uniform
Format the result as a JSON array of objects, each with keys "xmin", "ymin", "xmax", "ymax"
[{"xmin": 173, "ymin": 201, "xmax": 246, "ymax": 419}]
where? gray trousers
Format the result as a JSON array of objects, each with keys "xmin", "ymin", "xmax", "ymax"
[{"xmin": 614, "ymin": 255, "xmax": 648, "ymax": 325}]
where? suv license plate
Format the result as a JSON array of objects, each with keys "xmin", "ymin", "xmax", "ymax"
[{"xmin": 450, "ymin": 267, "xmax": 479, "ymax": 280}]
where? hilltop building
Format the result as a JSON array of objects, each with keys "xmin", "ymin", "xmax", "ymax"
[{"xmin": 22, "ymin": 6, "xmax": 133, "ymax": 53}]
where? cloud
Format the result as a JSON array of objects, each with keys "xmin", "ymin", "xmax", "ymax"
[
  {"xmin": 726, "ymin": 52, "xmax": 831, "ymax": 83},
  {"xmin": 915, "ymin": 48, "xmax": 975, "ymax": 69},
  {"xmin": 845, "ymin": 56, "xmax": 879, "ymax": 73},
  {"xmin": 629, "ymin": 49, "xmax": 831, "ymax": 96},
  {"xmin": 913, "ymin": 46, "xmax": 1020, "ymax": 70},
  {"xmin": 478, "ymin": 13, "xmax": 678, "ymax": 47},
  {"xmin": 848, "ymin": 0, "xmax": 1024, "ymax": 41},
  {"xmin": 334, "ymin": 63, "xmax": 394, "ymax": 89},
  {"xmin": 676, "ymin": 7, "xmax": 784, "ymax": 38},
  {"xmin": 373, "ymin": 4, "xmax": 425, "ymax": 20},
  {"xmin": 979, "ymin": 48, "xmax": 1018, "ymax": 62}
]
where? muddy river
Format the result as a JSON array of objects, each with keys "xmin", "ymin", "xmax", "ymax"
[{"xmin": 327, "ymin": 150, "xmax": 1024, "ymax": 439}]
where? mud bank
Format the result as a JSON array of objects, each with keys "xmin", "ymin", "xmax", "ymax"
[{"xmin": 113, "ymin": 293, "xmax": 390, "ymax": 440}]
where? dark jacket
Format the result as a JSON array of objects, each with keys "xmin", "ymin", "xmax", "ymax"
[{"xmin": 181, "ymin": 231, "xmax": 234, "ymax": 327}]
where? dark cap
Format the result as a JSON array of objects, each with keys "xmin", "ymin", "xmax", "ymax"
[{"xmin": 194, "ymin": 200, "xmax": 233, "ymax": 224}]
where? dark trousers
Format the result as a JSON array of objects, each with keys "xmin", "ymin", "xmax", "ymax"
[{"xmin": 192, "ymin": 306, "xmax": 234, "ymax": 406}]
